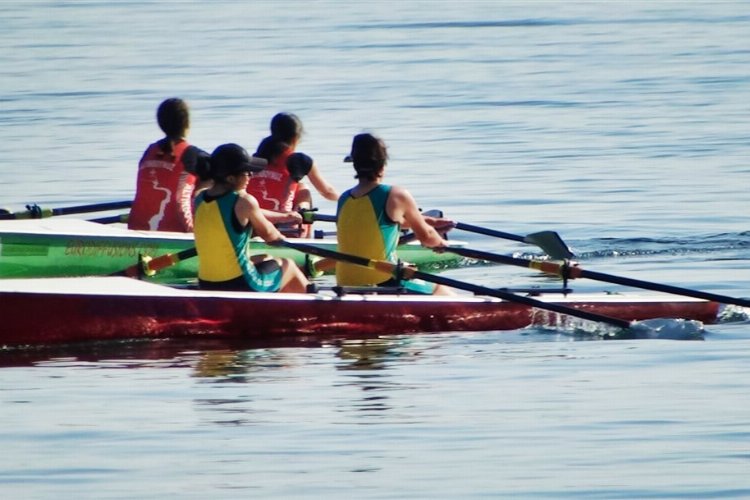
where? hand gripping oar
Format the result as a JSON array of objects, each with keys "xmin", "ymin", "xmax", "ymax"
[
  {"xmin": 274, "ymin": 240, "xmax": 631, "ymax": 329},
  {"xmin": 444, "ymin": 246, "xmax": 750, "ymax": 309},
  {"xmin": 0, "ymin": 200, "xmax": 133, "ymax": 220}
]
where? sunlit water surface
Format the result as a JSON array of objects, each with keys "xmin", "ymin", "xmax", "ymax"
[{"xmin": 1, "ymin": 1, "xmax": 749, "ymax": 498}]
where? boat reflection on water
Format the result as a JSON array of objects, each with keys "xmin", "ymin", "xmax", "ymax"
[
  {"xmin": 335, "ymin": 337, "xmax": 416, "ymax": 371},
  {"xmin": 0, "ymin": 336, "xmax": 326, "ymax": 369},
  {"xmin": 0, "ymin": 333, "xmax": 417, "ymax": 369},
  {"xmin": 332, "ymin": 337, "xmax": 427, "ymax": 417}
]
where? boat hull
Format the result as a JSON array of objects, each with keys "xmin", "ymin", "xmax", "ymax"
[
  {"xmin": 0, "ymin": 219, "xmax": 463, "ymax": 281},
  {"xmin": 0, "ymin": 277, "xmax": 721, "ymax": 347}
]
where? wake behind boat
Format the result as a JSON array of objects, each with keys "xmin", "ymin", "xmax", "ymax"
[
  {"xmin": 0, "ymin": 276, "xmax": 720, "ymax": 347},
  {"xmin": 0, "ymin": 218, "xmax": 465, "ymax": 281}
]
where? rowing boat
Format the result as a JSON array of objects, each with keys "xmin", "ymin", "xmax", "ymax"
[
  {"xmin": 0, "ymin": 276, "xmax": 720, "ymax": 347},
  {"xmin": 0, "ymin": 219, "xmax": 464, "ymax": 281}
]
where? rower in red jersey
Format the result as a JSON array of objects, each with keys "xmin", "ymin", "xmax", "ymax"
[
  {"xmin": 247, "ymin": 112, "xmax": 339, "ymax": 237},
  {"xmin": 128, "ymin": 98, "xmax": 198, "ymax": 232}
]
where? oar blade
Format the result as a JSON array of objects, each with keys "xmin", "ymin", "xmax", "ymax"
[{"xmin": 524, "ymin": 231, "xmax": 575, "ymax": 260}]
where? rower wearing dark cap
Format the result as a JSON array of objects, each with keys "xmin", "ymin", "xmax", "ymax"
[{"xmin": 193, "ymin": 143, "xmax": 309, "ymax": 293}]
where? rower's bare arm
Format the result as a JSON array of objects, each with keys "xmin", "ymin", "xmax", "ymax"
[
  {"xmin": 237, "ymin": 194, "xmax": 285, "ymax": 242},
  {"xmin": 307, "ymin": 164, "xmax": 339, "ymax": 201},
  {"xmin": 390, "ymin": 187, "xmax": 448, "ymax": 248},
  {"xmin": 261, "ymin": 208, "xmax": 303, "ymax": 225}
]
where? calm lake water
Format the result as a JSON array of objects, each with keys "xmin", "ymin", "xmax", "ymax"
[{"xmin": 1, "ymin": 1, "xmax": 749, "ymax": 498}]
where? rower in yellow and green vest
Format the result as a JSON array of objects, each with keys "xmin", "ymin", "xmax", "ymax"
[{"xmin": 335, "ymin": 133, "xmax": 456, "ymax": 295}]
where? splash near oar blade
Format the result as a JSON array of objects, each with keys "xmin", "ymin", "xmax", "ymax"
[{"xmin": 275, "ymin": 240, "xmax": 632, "ymax": 329}]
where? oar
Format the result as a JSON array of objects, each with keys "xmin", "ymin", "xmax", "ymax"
[
  {"xmin": 112, "ymin": 248, "xmax": 198, "ymax": 278},
  {"xmin": 452, "ymin": 222, "xmax": 574, "ymax": 260},
  {"xmin": 444, "ymin": 246, "xmax": 750, "ymax": 309},
  {"xmin": 301, "ymin": 208, "xmax": 445, "ymax": 225},
  {"xmin": 274, "ymin": 240, "xmax": 631, "ymax": 329},
  {"xmin": 89, "ymin": 214, "xmax": 129, "ymax": 224},
  {"xmin": 0, "ymin": 200, "xmax": 133, "ymax": 220},
  {"xmin": 112, "ymin": 224, "xmax": 420, "ymax": 279},
  {"xmin": 300, "ymin": 209, "xmax": 573, "ymax": 260}
]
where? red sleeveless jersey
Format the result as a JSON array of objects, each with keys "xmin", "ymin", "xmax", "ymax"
[
  {"xmin": 245, "ymin": 148, "xmax": 299, "ymax": 212},
  {"xmin": 128, "ymin": 140, "xmax": 196, "ymax": 232}
]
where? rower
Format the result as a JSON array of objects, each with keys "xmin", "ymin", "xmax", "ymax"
[
  {"xmin": 193, "ymin": 143, "xmax": 309, "ymax": 294},
  {"xmin": 335, "ymin": 133, "xmax": 456, "ymax": 295},
  {"xmin": 128, "ymin": 98, "xmax": 199, "ymax": 232},
  {"xmin": 247, "ymin": 112, "xmax": 339, "ymax": 237}
]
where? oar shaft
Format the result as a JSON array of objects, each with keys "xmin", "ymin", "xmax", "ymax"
[
  {"xmin": 51, "ymin": 200, "xmax": 133, "ymax": 215},
  {"xmin": 576, "ymin": 268, "xmax": 750, "ymax": 309},
  {"xmin": 454, "ymin": 222, "xmax": 525, "ymax": 243},
  {"xmin": 277, "ymin": 241, "xmax": 631, "ymax": 329},
  {"xmin": 278, "ymin": 241, "xmax": 370, "ymax": 267},
  {"xmin": 310, "ymin": 213, "xmax": 337, "ymax": 223},
  {"xmin": 447, "ymin": 246, "xmax": 750, "ymax": 309},
  {"xmin": 409, "ymin": 268, "xmax": 631, "ymax": 328},
  {"xmin": 89, "ymin": 214, "xmax": 129, "ymax": 224},
  {"xmin": 0, "ymin": 200, "xmax": 133, "ymax": 220},
  {"xmin": 446, "ymin": 246, "xmax": 548, "ymax": 271},
  {"xmin": 312, "ymin": 229, "xmax": 417, "ymax": 245}
]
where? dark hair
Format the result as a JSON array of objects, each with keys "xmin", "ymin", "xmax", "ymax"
[
  {"xmin": 350, "ymin": 133, "xmax": 388, "ymax": 181},
  {"xmin": 270, "ymin": 112, "xmax": 303, "ymax": 143},
  {"xmin": 254, "ymin": 135, "xmax": 290, "ymax": 163},
  {"xmin": 254, "ymin": 112, "xmax": 303, "ymax": 164},
  {"xmin": 157, "ymin": 98, "xmax": 190, "ymax": 138},
  {"xmin": 156, "ymin": 98, "xmax": 190, "ymax": 156}
]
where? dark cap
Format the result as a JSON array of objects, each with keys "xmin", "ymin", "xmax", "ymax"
[{"xmin": 210, "ymin": 143, "xmax": 267, "ymax": 177}]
